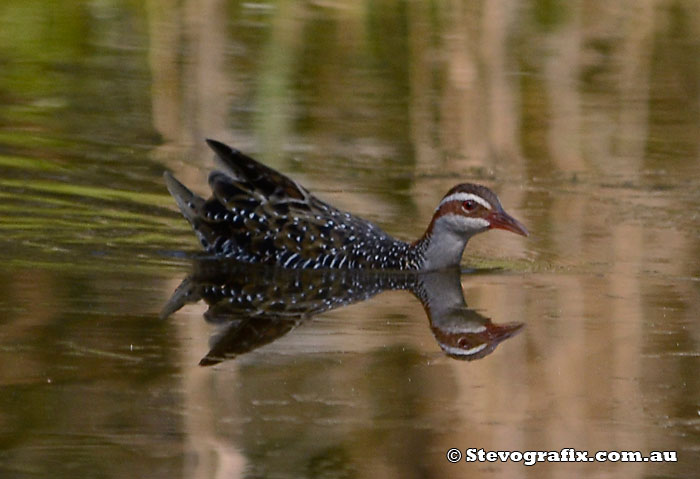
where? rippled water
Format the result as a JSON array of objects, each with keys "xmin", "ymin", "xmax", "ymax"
[{"xmin": 1, "ymin": 1, "xmax": 699, "ymax": 478}]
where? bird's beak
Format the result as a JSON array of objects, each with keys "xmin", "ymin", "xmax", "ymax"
[{"xmin": 487, "ymin": 210, "xmax": 529, "ymax": 237}]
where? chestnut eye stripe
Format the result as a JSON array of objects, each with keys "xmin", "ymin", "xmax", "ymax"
[{"xmin": 437, "ymin": 193, "xmax": 492, "ymax": 211}]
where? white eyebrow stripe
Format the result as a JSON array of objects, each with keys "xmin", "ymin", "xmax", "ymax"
[{"xmin": 437, "ymin": 192, "xmax": 492, "ymax": 211}]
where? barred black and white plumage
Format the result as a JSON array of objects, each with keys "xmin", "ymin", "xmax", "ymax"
[{"xmin": 165, "ymin": 139, "xmax": 529, "ymax": 271}]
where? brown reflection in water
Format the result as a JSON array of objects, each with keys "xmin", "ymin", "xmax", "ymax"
[
  {"xmin": 0, "ymin": 0, "xmax": 698, "ymax": 478},
  {"xmin": 163, "ymin": 259, "xmax": 523, "ymax": 365},
  {"xmin": 138, "ymin": 1, "xmax": 699, "ymax": 478}
]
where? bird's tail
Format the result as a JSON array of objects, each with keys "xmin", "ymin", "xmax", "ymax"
[{"xmin": 164, "ymin": 171, "xmax": 223, "ymax": 252}]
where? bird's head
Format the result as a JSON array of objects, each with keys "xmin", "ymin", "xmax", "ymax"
[
  {"xmin": 418, "ymin": 184, "xmax": 528, "ymax": 270},
  {"xmin": 430, "ymin": 183, "xmax": 529, "ymax": 238}
]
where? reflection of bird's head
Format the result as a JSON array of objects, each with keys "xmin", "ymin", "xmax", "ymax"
[{"xmin": 430, "ymin": 318, "xmax": 524, "ymax": 361}]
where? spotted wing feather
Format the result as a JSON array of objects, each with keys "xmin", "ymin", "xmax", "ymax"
[
  {"xmin": 206, "ymin": 139, "xmax": 308, "ymax": 203},
  {"xmin": 167, "ymin": 140, "xmax": 414, "ymax": 269},
  {"xmin": 207, "ymin": 143, "xmax": 406, "ymax": 267}
]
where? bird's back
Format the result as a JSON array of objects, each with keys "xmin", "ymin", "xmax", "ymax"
[{"xmin": 165, "ymin": 140, "xmax": 412, "ymax": 269}]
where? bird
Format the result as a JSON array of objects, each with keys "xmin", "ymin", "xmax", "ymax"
[{"xmin": 164, "ymin": 139, "xmax": 529, "ymax": 271}]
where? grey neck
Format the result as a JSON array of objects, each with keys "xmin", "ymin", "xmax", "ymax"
[{"xmin": 414, "ymin": 225, "xmax": 474, "ymax": 271}]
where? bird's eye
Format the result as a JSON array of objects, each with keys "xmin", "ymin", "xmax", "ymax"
[{"xmin": 462, "ymin": 200, "xmax": 477, "ymax": 211}]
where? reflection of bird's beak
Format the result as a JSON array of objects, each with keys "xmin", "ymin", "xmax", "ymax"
[{"xmin": 487, "ymin": 210, "xmax": 529, "ymax": 237}]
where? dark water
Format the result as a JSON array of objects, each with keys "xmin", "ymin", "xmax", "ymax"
[{"xmin": 1, "ymin": 1, "xmax": 699, "ymax": 478}]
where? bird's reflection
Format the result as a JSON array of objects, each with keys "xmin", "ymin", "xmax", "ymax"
[{"xmin": 162, "ymin": 259, "xmax": 523, "ymax": 366}]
